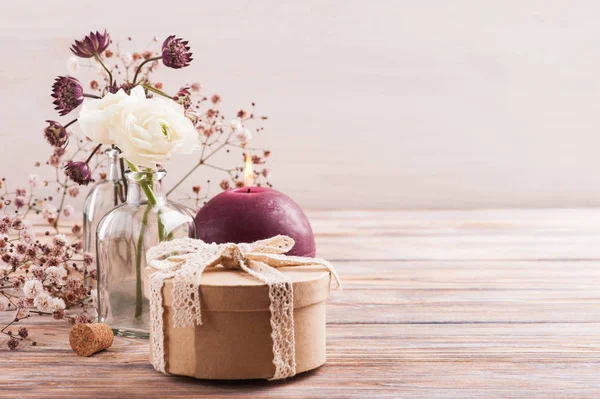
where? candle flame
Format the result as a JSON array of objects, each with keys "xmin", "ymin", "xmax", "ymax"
[{"xmin": 243, "ymin": 153, "xmax": 254, "ymax": 187}]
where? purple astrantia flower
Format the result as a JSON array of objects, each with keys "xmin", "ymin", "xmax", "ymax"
[
  {"xmin": 173, "ymin": 87, "xmax": 191, "ymax": 109},
  {"xmin": 71, "ymin": 30, "xmax": 110, "ymax": 58},
  {"xmin": 64, "ymin": 161, "xmax": 94, "ymax": 186},
  {"xmin": 161, "ymin": 36, "xmax": 193, "ymax": 69},
  {"xmin": 52, "ymin": 76, "xmax": 84, "ymax": 116},
  {"xmin": 44, "ymin": 120, "xmax": 68, "ymax": 148}
]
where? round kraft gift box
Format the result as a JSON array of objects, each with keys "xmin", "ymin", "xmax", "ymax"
[{"xmin": 145, "ymin": 265, "xmax": 332, "ymax": 380}]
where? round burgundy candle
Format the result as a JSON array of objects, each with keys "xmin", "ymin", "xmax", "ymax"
[{"xmin": 194, "ymin": 187, "xmax": 316, "ymax": 257}]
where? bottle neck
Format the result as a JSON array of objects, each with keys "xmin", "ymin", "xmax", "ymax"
[
  {"xmin": 105, "ymin": 149, "xmax": 121, "ymax": 183},
  {"xmin": 125, "ymin": 170, "xmax": 167, "ymax": 206}
]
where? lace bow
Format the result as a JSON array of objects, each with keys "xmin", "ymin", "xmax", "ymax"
[{"xmin": 146, "ymin": 235, "xmax": 342, "ymax": 380}]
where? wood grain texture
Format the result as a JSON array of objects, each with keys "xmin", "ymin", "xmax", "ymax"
[{"xmin": 1, "ymin": 209, "xmax": 600, "ymax": 398}]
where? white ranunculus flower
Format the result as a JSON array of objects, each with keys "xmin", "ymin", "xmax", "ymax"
[
  {"xmin": 111, "ymin": 86, "xmax": 198, "ymax": 168},
  {"xmin": 78, "ymin": 88, "xmax": 134, "ymax": 144}
]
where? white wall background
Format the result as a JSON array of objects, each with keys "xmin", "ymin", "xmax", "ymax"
[{"xmin": 1, "ymin": 1, "xmax": 600, "ymax": 209}]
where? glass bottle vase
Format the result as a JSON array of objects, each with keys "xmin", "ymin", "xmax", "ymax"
[
  {"xmin": 95, "ymin": 169, "xmax": 196, "ymax": 338},
  {"xmin": 82, "ymin": 148, "xmax": 126, "ymax": 256}
]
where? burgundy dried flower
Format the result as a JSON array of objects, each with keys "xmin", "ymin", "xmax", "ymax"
[
  {"xmin": 173, "ymin": 87, "xmax": 191, "ymax": 109},
  {"xmin": 192, "ymin": 185, "xmax": 201, "ymax": 195},
  {"xmin": 44, "ymin": 120, "xmax": 69, "ymax": 148},
  {"xmin": 15, "ymin": 188, "xmax": 27, "ymax": 197},
  {"xmin": 75, "ymin": 313, "xmax": 91, "ymax": 324},
  {"xmin": 211, "ymin": 94, "xmax": 221, "ymax": 104},
  {"xmin": 51, "ymin": 76, "xmax": 84, "ymax": 116},
  {"xmin": 64, "ymin": 161, "xmax": 94, "ymax": 186},
  {"xmin": 7, "ymin": 338, "xmax": 19, "ymax": 350},
  {"xmin": 161, "ymin": 35, "xmax": 193, "ymax": 69},
  {"xmin": 17, "ymin": 327, "xmax": 28, "ymax": 339},
  {"xmin": 70, "ymin": 30, "xmax": 111, "ymax": 58},
  {"xmin": 53, "ymin": 309, "xmax": 65, "ymax": 320}
]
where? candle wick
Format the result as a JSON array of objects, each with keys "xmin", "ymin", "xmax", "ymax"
[{"xmin": 247, "ymin": 188, "xmax": 251, "ymax": 194}]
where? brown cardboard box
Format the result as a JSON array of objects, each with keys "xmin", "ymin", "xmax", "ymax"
[{"xmin": 145, "ymin": 265, "xmax": 332, "ymax": 380}]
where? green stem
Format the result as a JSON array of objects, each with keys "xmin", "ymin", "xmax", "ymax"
[
  {"xmin": 94, "ymin": 53, "xmax": 113, "ymax": 86},
  {"xmin": 133, "ymin": 56, "xmax": 162, "ymax": 85},
  {"xmin": 142, "ymin": 84, "xmax": 172, "ymax": 99},
  {"xmin": 135, "ymin": 204, "xmax": 152, "ymax": 318},
  {"xmin": 127, "ymin": 161, "xmax": 168, "ymax": 318}
]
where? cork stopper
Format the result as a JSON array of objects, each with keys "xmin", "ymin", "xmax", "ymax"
[{"xmin": 69, "ymin": 323, "xmax": 114, "ymax": 357}]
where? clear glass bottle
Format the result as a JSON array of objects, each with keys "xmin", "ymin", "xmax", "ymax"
[
  {"xmin": 82, "ymin": 148, "xmax": 126, "ymax": 256},
  {"xmin": 96, "ymin": 169, "xmax": 196, "ymax": 338}
]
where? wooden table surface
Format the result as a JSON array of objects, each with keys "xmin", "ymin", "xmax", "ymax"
[{"xmin": 2, "ymin": 209, "xmax": 600, "ymax": 398}]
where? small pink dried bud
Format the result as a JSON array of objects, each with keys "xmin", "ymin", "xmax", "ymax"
[
  {"xmin": 30, "ymin": 265, "xmax": 44, "ymax": 280},
  {"xmin": 263, "ymin": 150, "xmax": 271, "ymax": 158},
  {"xmin": 12, "ymin": 276, "xmax": 25, "ymax": 290},
  {"xmin": 53, "ymin": 234, "xmax": 67, "ymax": 247},
  {"xmin": 142, "ymin": 50, "xmax": 153, "ymax": 60},
  {"xmin": 7, "ymin": 338, "xmax": 19, "ymax": 350},
  {"xmin": 235, "ymin": 181, "xmax": 244, "ymax": 188},
  {"xmin": 16, "ymin": 297, "xmax": 31, "ymax": 309},
  {"xmin": 63, "ymin": 205, "xmax": 74, "ymax": 217},
  {"xmin": 71, "ymin": 224, "xmax": 82, "ymax": 234},
  {"xmin": 15, "ymin": 188, "xmax": 28, "ymax": 197},
  {"xmin": 2, "ymin": 253, "xmax": 12, "ymax": 263},
  {"xmin": 15, "ymin": 243, "xmax": 27, "ymax": 254},
  {"xmin": 155, "ymin": 82, "xmax": 163, "ymax": 89},
  {"xmin": 262, "ymin": 169, "xmax": 272, "ymax": 179},
  {"xmin": 99, "ymin": 172, "xmax": 107, "ymax": 180},
  {"xmin": 13, "ymin": 197, "xmax": 27, "ymax": 209},
  {"xmin": 104, "ymin": 50, "xmax": 113, "ymax": 58},
  {"xmin": 73, "ymin": 240, "xmax": 83, "ymax": 251},
  {"xmin": 192, "ymin": 185, "xmax": 201, "ymax": 195},
  {"xmin": 132, "ymin": 52, "xmax": 141, "ymax": 61},
  {"xmin": 68, "ymin": 186, "xmax": 80, "ymax": 198},
  {"xmin": 83, "ymin": 252, "xmax": 93, "ymax": 266},
  {"xmin": 191, "ymin": 82, "xmax": 201, "ymax": 92},
  {"xmin": 237, "ymin": 109, "xmax": 248, "ymax": 118},
  {"xmin": 211, "ymin": 94, "xmax": 221, "ymax": 104},
  {"xmin": 220, "ymin": 179, "xmax": 231, "ymax": 191},
  {"xmin": 88, "ymin": 269, "xmax": 98, "ymax": 280},
  {"xmin": 90, "ymin": 80, "xmax": 99, "ymax": 90},
  {"xmin": 17, "ymin": 327, "xmax": 28, "ymax": 339}
]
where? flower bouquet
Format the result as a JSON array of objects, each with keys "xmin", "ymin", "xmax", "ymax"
[{"xmin": 0, "ymin": 28, "xmax": 274, "ymax": 348}]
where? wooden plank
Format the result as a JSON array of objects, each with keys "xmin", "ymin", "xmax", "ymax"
[
  {"xmin": 2, "ymin": 210, "xmax": 600, "ymax": 398},
  {"xmin": 1, "ymin": 321, "xmax": 599, "ymax": 398}
]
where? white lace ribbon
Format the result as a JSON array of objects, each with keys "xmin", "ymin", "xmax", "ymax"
[{"xmin": 146, "ymin": 235, "xmax": 342, "ymax": 380}]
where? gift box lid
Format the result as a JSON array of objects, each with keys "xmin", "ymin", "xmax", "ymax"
[{"xmin": 144, "ymin": 265, "xmax": 332, "ymax": 312}]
